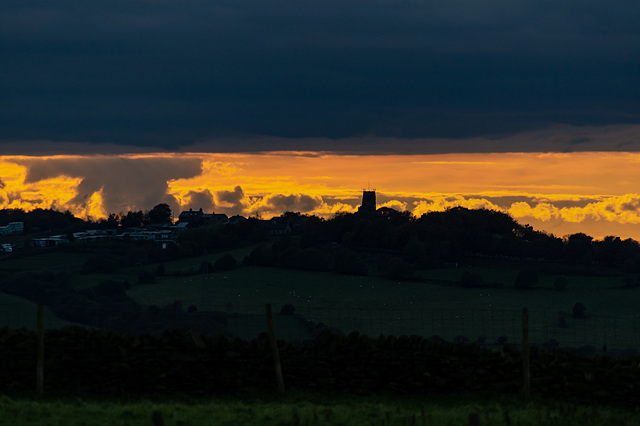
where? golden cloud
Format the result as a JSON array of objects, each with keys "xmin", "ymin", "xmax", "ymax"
[{"xmin": 3, "ymin": 152, "xmax": 640, "ymax": 240}]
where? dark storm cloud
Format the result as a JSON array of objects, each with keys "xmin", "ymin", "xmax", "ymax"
[
  {"xmin": 621, "ymin": 201, "xmax": 640, "ymax": 212},
  {"xmin": 215, "ymin": 186, "xmax": 246, "ymax": 215},
  {"xmin": 262, "ymin": 194, "xmax": 322, "ymax": 213},
  {"xmin": 16, "ymin": 156, "xmax": 202, "ymax": 214},
  {"xmin": 183, "ymin": 189, "xmax": 215, "ymax": 213},
  {"xmin": 217, "ymin": 186, "xmax": 245, "ymax": 205},
  {"xmin": 1, "ymin": 0, "xmax": 639, "ymax": 152}
]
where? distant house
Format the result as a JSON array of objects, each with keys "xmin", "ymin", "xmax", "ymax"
[
  {"xmin": 178, "ymin": 208, "xmax": 228, "ymax": 226},
  {"xmin": 266, "ymin": 217, "xmax": 292, "ymax": 236},
  {"xmin": 32, "ymin": 237, "xmax": 69, "ymax": 248},
  {"xmin": 228, "ymin": 215, "xmax": 247, "ymax": 224},
  {"xmin": 178, "ymin": 208, "xmax": 205, "ymax": 224},
  {"xmin": 72, "ymin": 229, "xmax": 116, "ymax": 242},
  {"xmin": 0, "ymin": 222, "xmax": 24, "ymax": 235},
  {"xmin": 210, "ymin": 213, "xmax": 229, "ymax": 224}
]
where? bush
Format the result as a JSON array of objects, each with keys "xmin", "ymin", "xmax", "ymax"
[
  {"xmin": 200, "ymin": 261, "xmax": 214, "ymax": 274},
  {"xmin": 138, "ymin": 271, "xmax": 156, "ymax": 284},
  {"xmin": 553, "ymin": 276, "xmax": 568, "ymax": 291},
  {"xmin": 514, "ymin": 268, "xmax": 538, "ymax": 289},
  {"xmin": 280, "ymin": 304, "xmax": 296, "ymax": 315},
  {"xmin": 495, "ymin": 335, "xmax": 508, "ymax": 345},
  {"xmin": 543, "ymin": 339, "xmax": 560, "ymax": 351},
  {"xmin": 459, "ymin": 271, "xmax": 483, "ymax": 287},
  {"xmin": 93, "ymin": 280, "xmax": 130, "ymax": 301},
  {"xmin": 332, "ymin": 249, "xmax": 368, "ymax": 276},
  {"xmin": 156, "ymin": 264, "xmax": 166, "ymax": 276},
  {"xmin": 382, "ymin": 256, "xmax": 414, "ymax": 281},
  {"xmin": 214, "ymin": 254, "xmax": 237, "ymax": 271},
  {"xmin": 83, "ymin": 255, "xmax": 118, "ymax": 274},
  {"xmin": 453, "ymin": 335, "xmax": 469, "ymax": 344},
  {"xmin": 557, "ymin": 311, "xmax": 567, "ymax": 327},
  {"xmin": 573, "ymin": 302, "xmax": 587, "ymax": 319},
  {"xmin": 243, "ymin": 245, "xmax": 277, "ymax": 266}
]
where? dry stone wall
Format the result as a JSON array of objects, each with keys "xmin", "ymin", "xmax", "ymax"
[{"xmin": 1, "ymin": 326, "xmax": 639, "ymax": 407}]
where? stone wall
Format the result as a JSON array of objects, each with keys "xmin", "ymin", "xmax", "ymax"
[{"xmin": 1, "ymin": 326, "xmax": 639, "ymax": 407}]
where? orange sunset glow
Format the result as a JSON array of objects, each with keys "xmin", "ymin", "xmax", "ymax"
[{"xmin": 3, "ymin": 151, "xmax": 640, "ymax": 240}]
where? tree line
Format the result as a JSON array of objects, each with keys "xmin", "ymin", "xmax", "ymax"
[
  {"xmin": 3, "ymin": 205, "xmax": 640, "ymax": 276},
  {"xmin": 0, "ymin": 203, "xmax": 173, "ymax": 233}
]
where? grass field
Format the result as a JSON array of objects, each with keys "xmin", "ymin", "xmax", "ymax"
[
  {"xmin": 1, "ymin": 392, "xmax": 638, "ymax": 426},
  {"xmin": 2, "ymin": 246, "xmax": 640, "ymax": 352},
  {"xmin": 0, "ymin": 292, "xmax": 82, "ymax": 330},
  {"xmin": 124, "ymin": 259, "xmax": 640, "ymax": 351}
]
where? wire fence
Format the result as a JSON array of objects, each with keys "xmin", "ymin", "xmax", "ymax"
[{"xmin": 2, "ymin": 303, "xmax": 639, "ymax": 355}]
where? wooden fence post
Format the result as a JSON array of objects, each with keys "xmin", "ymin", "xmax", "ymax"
[
  {"xmin": 522, "ymin": 307, "xmax": 530, "ymax": 398},
  {"xmin": 265, "ymin": 303, "xmax": 285, "ymax": 393},
  {"xmin": 37, "ymin": 302, "xmax": 44, "ymax": 396}
]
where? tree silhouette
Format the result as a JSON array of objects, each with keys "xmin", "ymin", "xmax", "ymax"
[{"xmin": 148, "ymin": 203, "xmax": 173, "ymax": 225}]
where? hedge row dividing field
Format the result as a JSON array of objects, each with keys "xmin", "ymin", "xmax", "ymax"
[{"xmin": 2, "ymin": 326, "xmax": 640, "ymax": 409}]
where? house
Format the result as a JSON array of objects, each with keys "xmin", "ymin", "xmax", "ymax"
[
  {"xmin": 0, "ymin": 222, "xmax": 24, "ymax": 235},
  {"xmin": 178, "ymin": 208, "xmax": 205, "ymax": 224},
  {"xmin": 266, "ymin": 217, "xmax": 292, "ymax": 236},
  {"xmin": 32, "ymin": 237, "xmax": 69, "ymax": 248},
  {"xmin": 178, "ymin": 209, "xmax": 228, "ymax": 226},
  {"xmin": 228, "ymin": 215, "xmax": 247, "ymax": 224}
]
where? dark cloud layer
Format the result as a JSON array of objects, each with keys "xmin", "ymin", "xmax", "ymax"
[
  {"xmin": 216, "ymin": 186, "xmax": 246, "ymax": 215},
  {"xmin": 1, "ymin": 0, "xmax": 638, "ymax": 153},
  {"xmin": 183, "ymin": 189, "xmax": 215, "ymax": 213},
  {"xmin": 262, "ymin": 194, "xmax": 322, "ymax": 213},
  {"xmin": 16, "ymin": 156, "xmax": 202, "ymax": 215}
]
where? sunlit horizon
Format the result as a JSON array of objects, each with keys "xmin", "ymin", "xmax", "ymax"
[{"xmin": 3, "ymin": 151, "xmax": 640, "ymax": 241}]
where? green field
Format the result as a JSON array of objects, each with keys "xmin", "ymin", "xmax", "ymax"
[
  {"xmin": 121, "ymin": 254, "xmax": 640, "ymax": 352},
  {"xmin": 1, "ymin": 392, "xmax": 637, "ymax": 426},
  {"xmin": 0, "ymin": 292, "xmax": 83, "ymax": 330},
  {"xmin": 2, "ymin": 247, "xmax": 640, "ymax": 352}
]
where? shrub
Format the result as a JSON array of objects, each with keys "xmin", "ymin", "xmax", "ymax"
[
  {"xmin": 557, "ymin": 311, "xmax": 567, "ymax": 327},
  {"xmin": 93, "ymin": 280, "xmax": 130, "ymax": 300},
  {"xmin": 573, "ymin": 302, "xmax": 587, "ymax": 319},
  {"xmin": 543, "ymin": 339, "xmax": 560, "ymax": 351},
  {"xmin": 280, "ymin": 304, "xmax": 296, "ymax": 315},
  {"xmin": 453, "ymin": 335, "xmax": 469, "ymax": 344},
  {"xmin": 459, "ymin": 271, "xmax": 483, "ymax": 287},
  {"xmin": 156, "ymin": 264, "xmax": 166, "ymax": 276},
  {"xmin": 332, "ymin": 249, "xmax": 368, "ymax": 276},
  {"xmin": 553, "ymin": 276, "xmax": 568, "ymax": 291},
  {"xmin": 83, "ymin": 255, "xmax": 118, "ymax": 274},
  {"xmin": 214, "ymin": 254, "xmax": 237, "ymax": 271},
  {"xmin": 495, "ymin": 335, "xmax": 508, "ymax": 345},
  {"xmin": 138, "ymin": 271, "xmax": 156, "ymax": 284},
  {"xmin": 514, "ymin": 268, "xmax": 538, "ymax": 289},
  {"xmin": 200, "ymin": 261, "xmax": 214, "ymax": 274},
  {"xmin": 243, "ymin": 245, "xmax": 277, "ymax": 266},
  {"xmin": 382, "ymin": 256, "xmax": 414, "ymax": 281}
]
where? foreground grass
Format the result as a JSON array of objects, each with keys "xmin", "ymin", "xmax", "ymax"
[{"xmin": 1, "ymin": 392, "xmax": 638, "ymax": 426}]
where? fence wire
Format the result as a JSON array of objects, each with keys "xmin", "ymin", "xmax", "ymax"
[{"xmin": 2, "ymin": 303, "xmax": 638, "ymax": 355}]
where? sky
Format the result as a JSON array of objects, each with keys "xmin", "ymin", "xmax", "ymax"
[{"xmin": 1, "ymin": 1, "xmax": 640, "ymax": 239}]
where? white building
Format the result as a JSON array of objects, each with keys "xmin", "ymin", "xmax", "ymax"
[{"xmin": 0, "ymin": 222, "xmax": 24, "ymax": 235}]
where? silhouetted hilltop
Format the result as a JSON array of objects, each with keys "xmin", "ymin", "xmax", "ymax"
[{"xmin": 0, "ymin": 208, "xmax": 85, "ymax": 233}]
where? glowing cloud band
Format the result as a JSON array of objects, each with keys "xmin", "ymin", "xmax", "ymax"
[{"xmin": 2, "ymin": 152, "xmax": 640, "ymax": 240}]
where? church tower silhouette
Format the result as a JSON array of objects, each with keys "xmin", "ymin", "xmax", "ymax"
[{"xmin": 358, "ymin": 190, "xmax": 376, "ymax": 213}]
